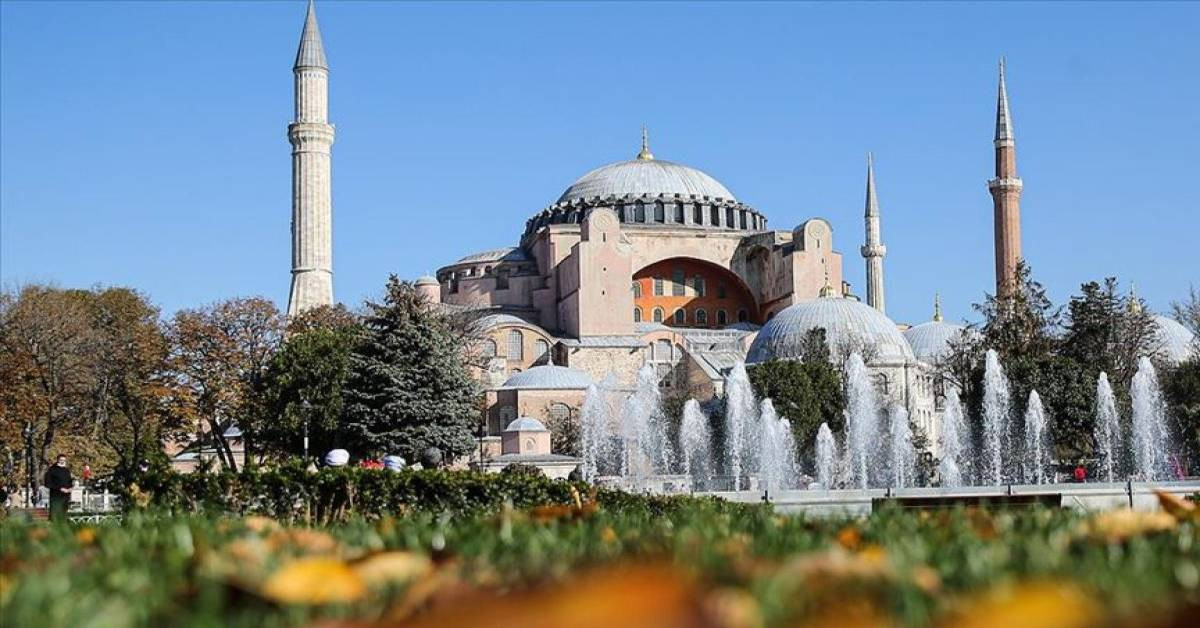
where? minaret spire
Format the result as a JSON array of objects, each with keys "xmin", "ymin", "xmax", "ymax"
[
  {"xmin": 988, "ymin": 57, "xmax": 1024, "ymax": 297},
  {"xmin": 933, "ymin": 293, "xmax": 943, "ymax": 322},
  {"xmin": 636, "ymin": 125, "xmax": 654, "ymax": 160},
  {"xmin": 287, "ymin": 0, "xmax": 335, "ymax": 316},
  {"xmin": 861, "ymin": 153, "xmax": 887, "ymax": 314}
]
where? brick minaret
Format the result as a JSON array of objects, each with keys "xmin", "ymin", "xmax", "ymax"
[
  {"xmin": 988, "ymin": 58, "xmax": 1023, "ymax": 296},
  {"xmin": 287, "ymin": 1, "xmax": 335, "ymax": 316},
  {"xmin": 860, "ymin": 153, "xmax": 886, "ymax": 314}
]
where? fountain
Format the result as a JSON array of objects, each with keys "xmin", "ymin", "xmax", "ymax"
[
  {"xmin": 758, "ymin": 399, "xmax": 795, "ymax": 494},
  {"xmin": 619, "ymin": 365, "xmax": 676, "ymax": 485},
  {"xmin": 888, "ymin": 405, "xmax": 916, "ymax": 488},
  {"xmin": 580, "ymin": 384, "xmax": 607, "ymax": 482},
  {"xmin": 1022, "ymin": 390, "xmax": 1049, "ymax": 484},
  {"xmin": 981, "ymin": 349, "xmax": 1011, "ymax": 485},
  {"xmin": 724, "ymin": 363, "xmax": 758, "ymax": 490},
  {"xmin": 815, "ymin": 423, "xmax": 837, "ymax": 489},
  {"xmin": 1131, "ymin": 357, "xmax": 1169, "ymax": 481},
  {"xmin": 843, "ymin": 353, "xmax": 881, "ymax": 489},
  {"xmin": 938, "ymin": 388, "xmax": 968, "ymax": 488},
  {"xmin": 679, "ymin": 399, "xmax": 712, "ymax": 484},
  {"xmin": 1093, "ymin": 372, "xmax": 1121, "ymax": 482}
]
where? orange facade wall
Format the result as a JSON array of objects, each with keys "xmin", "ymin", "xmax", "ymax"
[{"xmin": 632, "ymin": 258, "xmax": 759, "ymax": 327}]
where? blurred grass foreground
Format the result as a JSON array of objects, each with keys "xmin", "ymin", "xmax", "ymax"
[{"xmin": 2, "ymin": 478, "xmax": 1198, "ymax": 628}]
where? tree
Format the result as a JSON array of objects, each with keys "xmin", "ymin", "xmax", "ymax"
[
  {"xmin": 342, "ymin": 277, "xmax": 480, "ymax": 462},
  {"xmin": 167, "ymin": 297, "xmax": 283, "ymax": 471},
  {"xmin": 0, "ymin": 285, "xmax": 96, "ymax": 485},
  {"xmin": 1161, "ymin": 358, "xmax": 1200, "ymax": 474},
  {"xmin": 1171, "ymin": 284, "xmax": 1200, "ymax": 353},
  {"xmin": 974, "ymin": 260, "xmax": 1060, "ymax": 363},
  {"xmin": 747, "ymin": 329, "xmax": 844, "ymax": 468},
  {"xmin": 84, "ymin": 287, "xmax": 181, "ymax": 474},
  {"xmin": 1062, "ymin": 278, "xmax": 1158, "ymax": 392},
  {"xmin": 246, "ymin": 307, "xmax": 358, "ymax": 463}
]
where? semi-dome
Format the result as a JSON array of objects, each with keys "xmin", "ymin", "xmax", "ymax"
[
  {"xmin": 504, "ymin": 417, "xmax": 548, "ymax": 432},
  {"xmin": 1153, "ymin": 315, "xmax": 1196, "ymax": 364},
  {"xmin": 502, "ymin": 364, "xmax": 593, "ymax": 390},
  {"xmin": 454, "ymin": 247, "xmax": 530, "ymax": 265},
  {"xmin": 747, "ymin": 297, "xmax": 915, "ymax": 364}
]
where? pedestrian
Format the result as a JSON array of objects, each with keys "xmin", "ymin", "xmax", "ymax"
[
  {"xmin": 43, "ymin": 454, "xmax": 73, "ymax": 523},
  {"xmin": 82, "ymin": 463, "xmax": 93, "ymax": 483}
]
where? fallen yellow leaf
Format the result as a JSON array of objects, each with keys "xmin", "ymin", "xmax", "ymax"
[
  {"xmin": 352, "ymin": 551, "xmax": 431, "ymax": 588},
  {"xmin": 940, "ymin": 581, "xmax": 1100, "ymax": 628},
  {"xmin": 1081, "ymin": 509, "xmax": 1177, "ymax": 543},
  {"xmin": 260, "ymin": 557, "xmax": 366, "ymax": 605},
  {"xmin": 1154, "ymin": 490, "xmax": 1198, "ymax": 522},
  {"xmin": 75, "ymin": 527, "xmax": 96, "ymax": 545}
]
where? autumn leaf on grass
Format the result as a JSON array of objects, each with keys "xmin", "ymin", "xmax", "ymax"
[
  {"xmin": 244, "ymin": 516, "xmax": 282, "ymax": 534},
  {"xmin": 267, "ymin": 528, "xmax": 340, "ymax": 554},
  {"xmin": 260, "ymin": 557, "xmax": 366, "ymax": 605},
  {"xmin": 396, "ymin": 563, "xmax": 715, "ymax": 628},
  {"xmin": 939, "ymin": 581, "xmax": 1100, "ymax": 628},
  {"xmin": 74, "ymin": 527, "xmax": 96, "ymax": 546},
  {"xmin": 351, "ymin": 551, "xmax": 432, "ymax": 588},
  {"xmin": 835, "ymin": 526, "xmax": 861, "ymax": 551},
  {"xmin": 1079, "ymin": 509, "xmax": 1177, "ymax": 543},
  {"xmin": 1155, "ymin": 490, "xmax": 1199, "ymax": 523}
]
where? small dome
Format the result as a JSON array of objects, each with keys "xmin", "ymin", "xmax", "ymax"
[
  {"xmin": 1154, "ymin": 315, "xmax": 1196, "ymax": 364},
  {"xmin": 455, "ymin": 247, "xmax": 530, "ymax": 265},
  {"xmin": 557, "ymin": 159, "xmax": 735, "ymax": 203},
  {"xmin": 904, "ymin": 320, "xmax": 969, "ymax": 363},
  {"xmin": 747, "ymin": 297, "xmax": 915, "ymax": 364},
  {"xmin": 415, "ymin": 275, "xmax": 438, "ymax": 286},
  {"xmin": 504, "ymin": 417, "xmax": 548, "ymax": 432},
  {"xmin": 473, "ymin": 313, "xmax": 540, "ymax": 330},
  {"xmin": 324, "ymin": 449, "xmax": 349, "ymax": 467},
  {"xmin": 502, "ymin": 364, "xmax": 593, "ymax": 389}
]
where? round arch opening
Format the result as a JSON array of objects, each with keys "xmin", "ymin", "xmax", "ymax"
[{"xmin": 631, "ymin": 257, "xmax": 760, "ymax": 327}]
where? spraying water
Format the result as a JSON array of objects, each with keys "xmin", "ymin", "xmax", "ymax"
[
  {"xmin": 843, "ymin": 353, "xmax": 881, "ymax": 489},
  {"xmin": 679, "ymin": 399, "xmax": 711, "ymax": 484},
  {"xmin": 981, "ymin": 349, "xmax": 1011, "ymax": 485},
  {"xmin": 621, "ymin": 364, "xmax": 673, "ymax": 484},
  {"xmin": 580, "ymin": 384, "xmax": 607, "ymax": 481},
  {"xmin": 1093, "ymin": 372, "xmax": 1121, "ymax": 482},
  {"xmin": 815, "ymin": 422, "xmax": 837, "ymax": 489},
  {"xmin": 1131, "ymin": 357, "xmax": 1169, "ymax": 481},
  {"xmin": 888, "ymin": 405, "xmax": 916, "ymax": 488},
  {"xmin": 757, "ymin": 399, "xmax": 794, "ymax": 494},
  {"xmin": 939, "ymin": 388, "xmax": 967, "ymax": 488},
  {"xmin": 724, "ymin": 363, "xmax": 758, "ymax": 490},
  {"xmin": 1023, "ymin": 390, "xmax": 1049, "ymax": 485}
]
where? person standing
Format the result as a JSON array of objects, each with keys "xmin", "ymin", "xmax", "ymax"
[{"xmin": 43, "ymin": 455, "xmax": 73, "ymax": 522}]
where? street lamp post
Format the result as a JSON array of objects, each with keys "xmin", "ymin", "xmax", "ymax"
[
  {"xmin": 301, "ymin": 400, "xmax": 312, "ymax": 464},
  {"xmin": 22, "ymin": 421, "xmax": 34, "ymax": 508}
]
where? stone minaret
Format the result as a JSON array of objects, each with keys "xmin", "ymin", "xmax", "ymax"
[
  {"xmin": 861, "ymin": 153, "xmax": 886, "ymax": 314},
  {"xmin": 988, "ymin": 58, "xmax": 1023, "ymax": 296},
  {"xmin": 287, "ymin": 1, "xmax": 335, "ymax": 317}
]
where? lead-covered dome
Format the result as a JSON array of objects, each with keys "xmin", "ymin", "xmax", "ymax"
[
  {"xmin": 557, "ymin": 158, "xmax": 735, "ymax": 204},
  {"xmin": 502, "ymin": 364, "xmax": 594, "ymax": 390},
  {"xmin": 904, "ymin": 319, "xmax": 970, "ymax": 364},
  {"xmin": 1153, "ymin": 315, "xmax": 1196, "ymax": 364},
  {"xmin": 747, "ymin": 297, "xmax": 915, "ymax": 364}
]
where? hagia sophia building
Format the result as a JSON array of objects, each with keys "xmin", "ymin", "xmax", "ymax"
[{"xmin": 283, "ymin": 3, "xmax": 1196, "ymax": 461}]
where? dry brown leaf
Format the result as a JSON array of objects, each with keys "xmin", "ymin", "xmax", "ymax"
[
  {"xmin": 351, "ymin": 551, "xmax": 431, "ymax": 588},
  {"xmin": 1081, "ymin": 509, "xmax": 1177, "ymax": 543},
  {"xmin": 1155, "ymin": 490, "xmax": 1198, "ymax": 522},
  {"xmin": 396, "ymin": 563, "xmax": 712, "ymax": 628},
  {"xmin": 260, "ymin": 557, "xmax": 366, "ymax": 605},
  {"xmin": 836, "ymin": 526, "xmax": 861, "ymax": 551},
  {"xmin": 939, "ymin": 581, "xmax": 1101, "ymax": 628}
]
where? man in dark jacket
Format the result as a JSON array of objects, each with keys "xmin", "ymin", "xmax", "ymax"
[{"xmin": 44, "ymin": 455, "xmax": 72, "ymax": 522}]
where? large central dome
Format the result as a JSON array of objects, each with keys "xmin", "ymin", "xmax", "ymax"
[{"xmin": 557, "ymin": 158, "xmax": 736, "ymax": 203}]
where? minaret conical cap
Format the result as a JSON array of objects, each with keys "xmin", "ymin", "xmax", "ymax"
[
  {"xmin": 995, "ymin": 57, "xmax": 1014, "ymax": 142},
  {"xmin": 933, "ymin": 293, "xmax": 943, "ymax": 322},
  {"xmin": 864, "ymin": 152, "xmax": 879, "ymax": 217},
  {"xmin": 295, "ymin": 0, "xmax": 328, "ymax": 70}
]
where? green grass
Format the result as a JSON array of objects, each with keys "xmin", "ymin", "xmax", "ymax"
[{"xmin": 2, "ymin": 501, "xmax": 1198, "ymax": 627}]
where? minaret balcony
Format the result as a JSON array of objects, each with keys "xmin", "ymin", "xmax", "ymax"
[
  {"xmin": 987, "ymin": 177, "xmax": 1023, "ymax": 191},
  {"xmin": 860, "ymin": 244, "xmax": 887, "ymax": 258}
]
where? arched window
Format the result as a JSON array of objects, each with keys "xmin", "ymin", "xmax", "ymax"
[
  {"xmin": 875, "ymin": 373, "xmax": 890, "ymax": 396},
  {"xmin": 631, "ymin": 281, "xmax": 642, "ymax": 298},
  {"xmin": 616, "ymin": 204, "xmax": 626, "ymax": 222},
  {"xmin": 653, "ymin": 277, "xmax": 664, "ymax": 296},
  {"xmin": 507, "ymin": 330, "xmax": 523, "ymax": 360},
  {"xmin": 672, "ymin": 269, "xmax": 685, "ymax": 296},
  {"xmin": 709, "ymin": 206, "xmax": 719, "ymax": 226},
  {"xmin": 481, "ymin": 339, "xmax": 497, "ymax": 358},
  {"xmin": 716, "ymin": 309, "xmax": 728, "ymax": 326},
  {"xmin": 673, "ymin": 308, "xmax": 685, "ymax": 325},
  {"xmin": 652, "ymin": 307, "xmax": 664, "ymax": 323},
  {"xmin": 549, "ymin": 402, "xmax": 570, "ymax": 422},
  {"xmin": 633, "ymin": 307, "xmax": 642, "ymax": 322},
  {"xmin": 739, "ymin": 210, "xmax": 747, "ymax": 229},
  {"xmin": 533, "ymin": 339, "xmax": 549, "ymax": 360},
  {"xmin": 674, "ymin": 203, "xmax": 684, "ymax": 223},
  {"xmin": 726, "ymin": 207, "xmax": 735, "ymax": 227},
  {"xmin": 635, "ymin": 202, "xmax": 646, "ymax": 222},
  {"xmin": 695, "ymin": 309, "xmax": 708, "ymax": 326},
  {"xmin": 693, "ymin": 205, "xmax": 703, "ymax": 224},
  {"xmin": 693, "ymin": 275, "xmax": 705, "ymax": 296},
  {"xmin": 653, "ymin": 202, "xmax": 665, "ymax": 223},
  {"xmin": 737, "ymin": 308, "xmax": 749, "ymax": 323}
]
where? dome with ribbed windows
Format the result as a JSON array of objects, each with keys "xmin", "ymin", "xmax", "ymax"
[
  {"xmin": 557, "ymin": 158, "xmax": 735, "ymax": 204},
  {"xmin": 747, "ymin": 297, "xmax": 915, "ymax": 364}
]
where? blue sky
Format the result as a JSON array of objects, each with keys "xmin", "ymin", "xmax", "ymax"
[{"xmin": 2, "ymin": 1, "xmax": 1197, "ymax": 325}]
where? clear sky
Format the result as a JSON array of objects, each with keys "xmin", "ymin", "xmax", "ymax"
[{"xmin": 2, "ymin": 1, "xmax": 1197, "ymax": 325}]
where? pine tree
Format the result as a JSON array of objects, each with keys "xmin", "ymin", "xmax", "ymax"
[{"xmin": 342, "ymin": 277, "xmax": 480, "ymax": 462}]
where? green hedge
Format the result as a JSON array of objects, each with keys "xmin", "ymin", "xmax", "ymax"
[{"xmin": 119, "ymin": 463, "xmax": 750, "ymax": 523}]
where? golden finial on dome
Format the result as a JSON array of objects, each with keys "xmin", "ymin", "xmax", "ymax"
[
  {"xmin": 933, "ymin": 293, "xmax": 944, "ymax": 322},
  {"xmin": 636, "ymin": 125, "xmax": 654, "ymax": 160},
  {"xmin": 819, "ymin": 265, "xmax": 836, "ymax": 298},
  {"xmin": 1129, "ymin": 282, "xmax": 1143, "ymax": 314}
]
